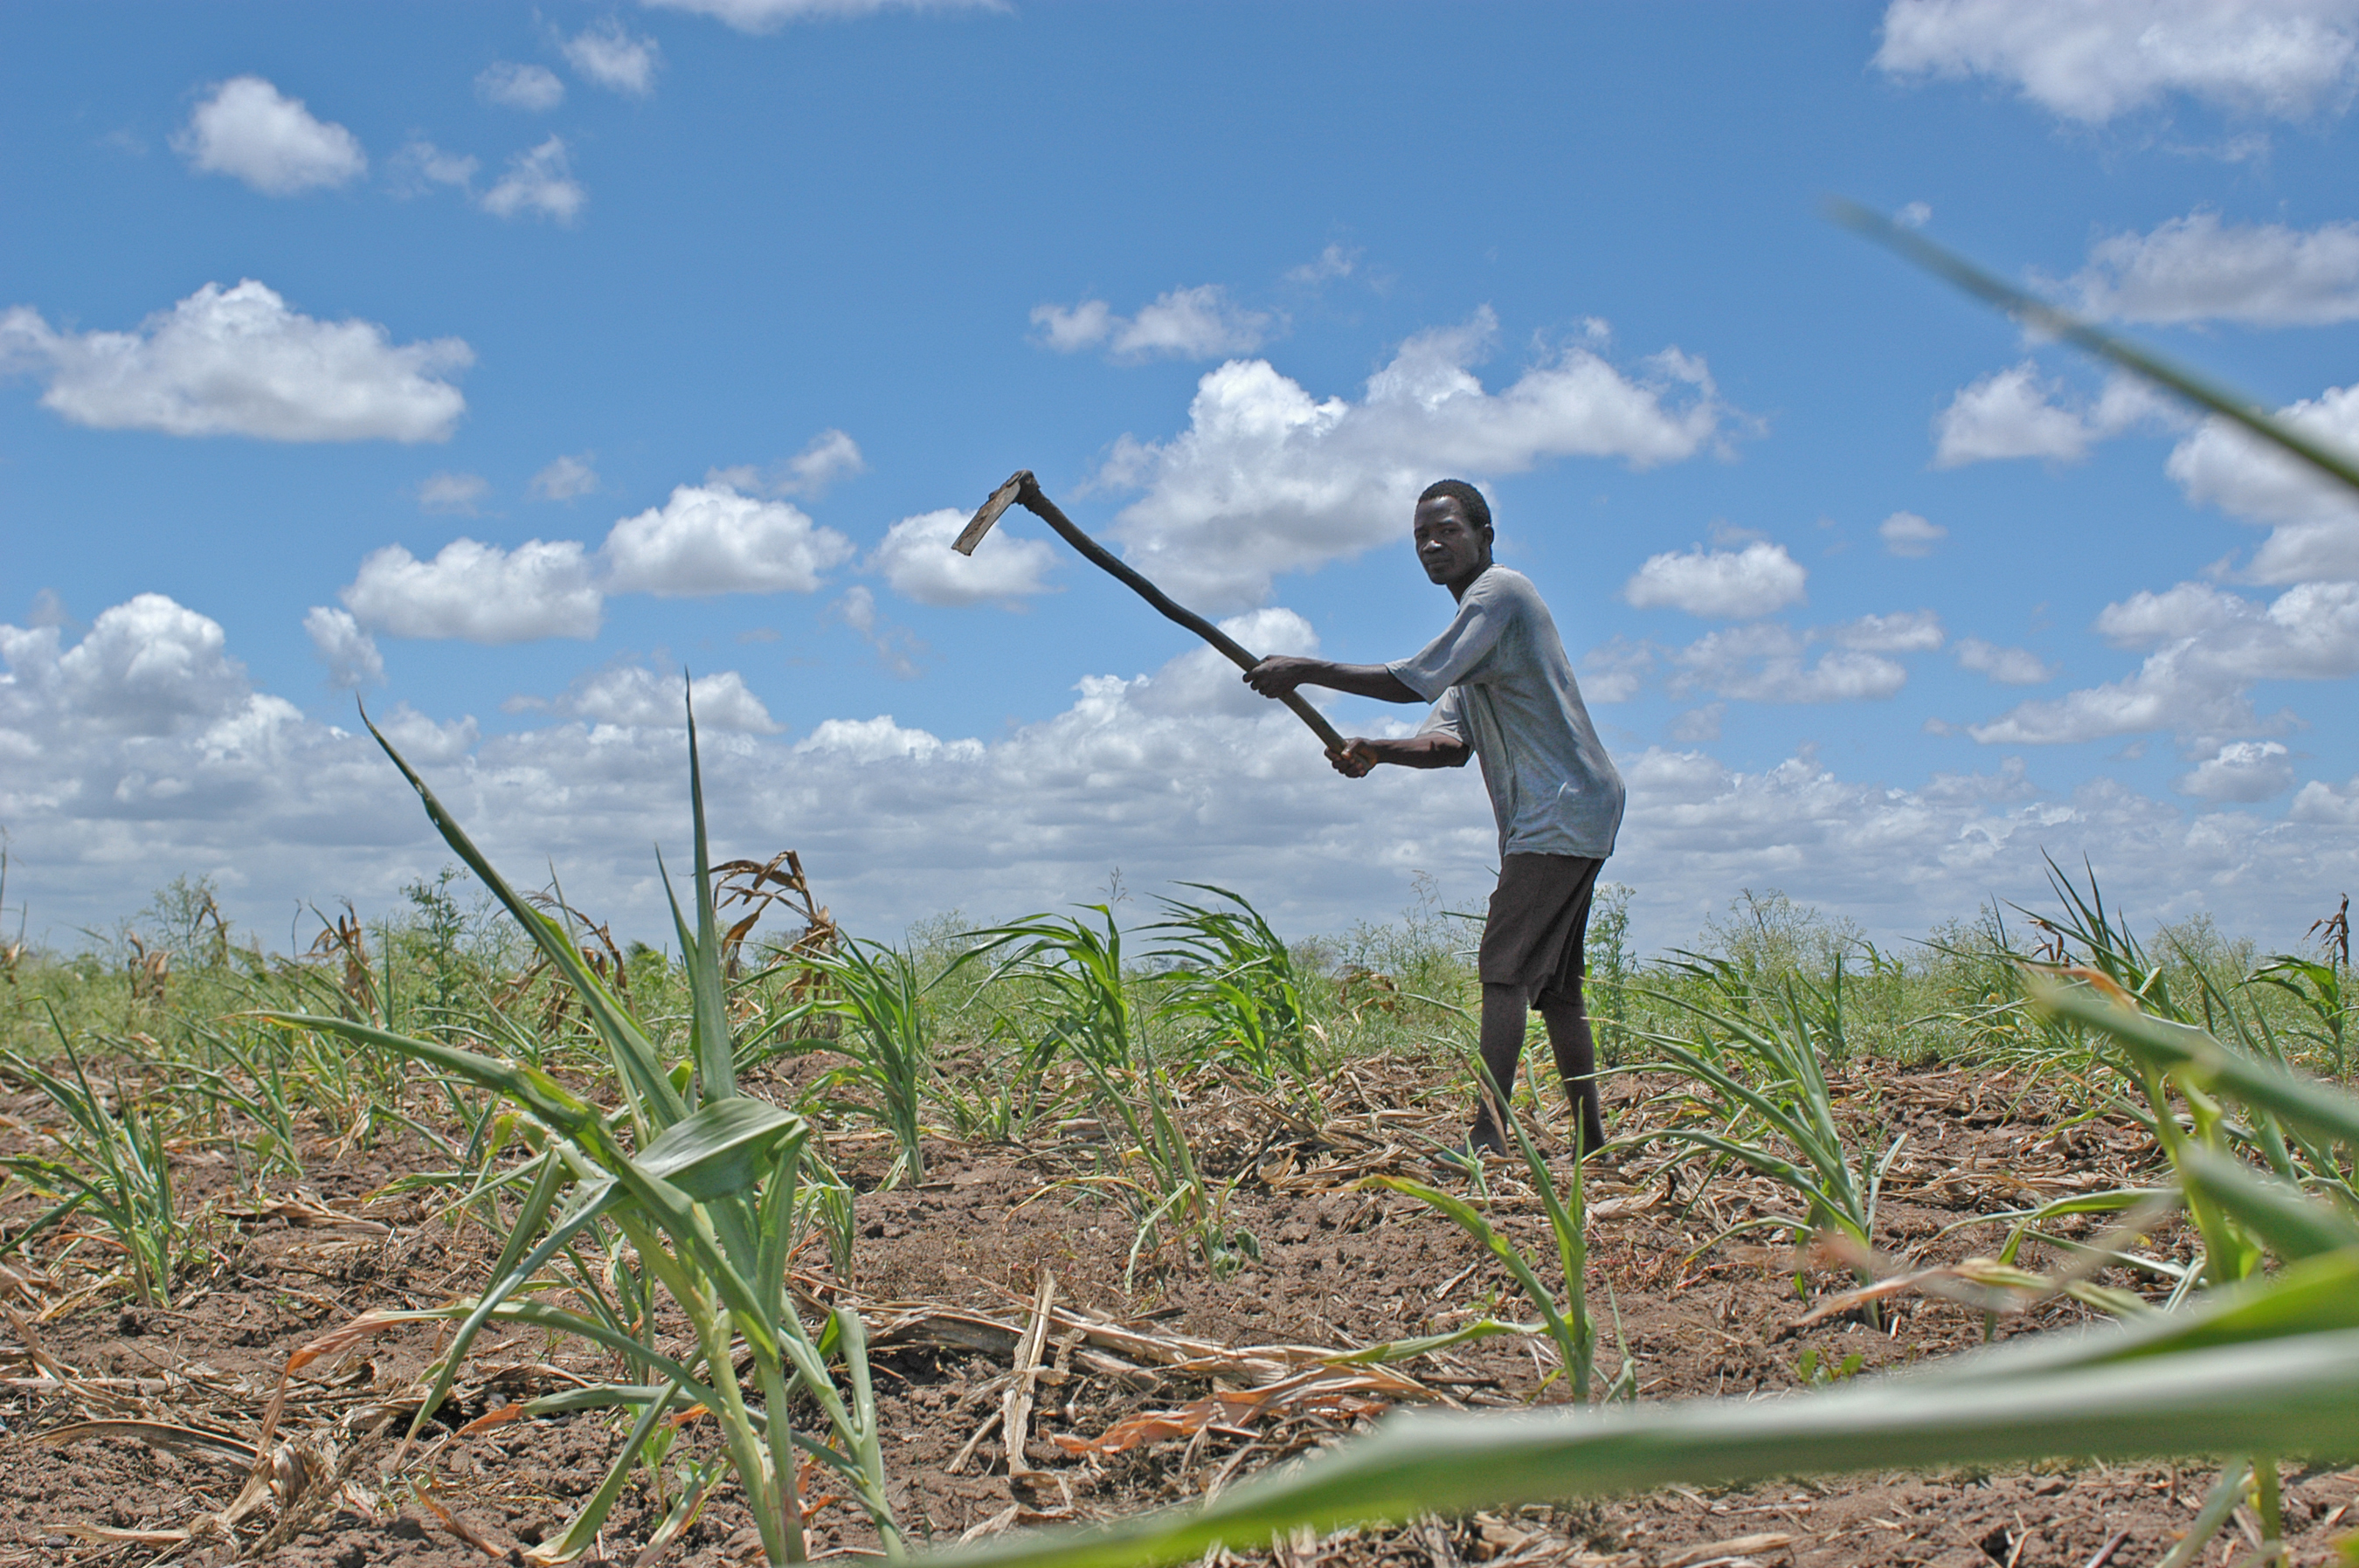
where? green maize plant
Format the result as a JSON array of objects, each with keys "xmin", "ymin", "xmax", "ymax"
[
  {"xmin": 0, "ymin": 1012, "xmax": 197, "ymax": 1308},
  {"xmin": 1975, "ymin": 861, "xmax": 2359, "ymax": 1293},
  {"xmin": 265, "ymin": 705, "xmax": 903, "ymax": 1566},
  {"xmin": 963, "ymin": 908, "xmax": 1141, "ymax": 1077},
  {"xmin": 2246, "ymin": 954, "xmax": 2350, "ymax": 1079},
  {"xmin": 1145, "ymin": 883, "xmax": 1310, "ymax": 1081},
  {"xmin": 1631, "ymin": 958, "xmax": 1906, "ymax": 1302},
  {"xmin": 905, "ymin": 977, "xmax": 2359, "ymax": 1568},
  {"xmin": 930, "ymin": 1020, "xmax": 1053, "ymax": 1145},
  {"xmin": 1128, "ymin": 1045, "xmax": 1258, "ymax": 1281},
  {"xmin": 961, "ymin": 908, "xmax": 1253, "ymax": 1278},
  {"xmin": 1371, "ymin": 1057, "xmax": 1601, "ymax": 1401},
  {"xmin": 778, "ymin": 937, "xmax": 937, "ymax": 1186}
]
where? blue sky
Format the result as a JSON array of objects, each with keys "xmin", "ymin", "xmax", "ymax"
[{"xmin": 5, "ymin": 0, "xmax": 2359, "ymax": 957}]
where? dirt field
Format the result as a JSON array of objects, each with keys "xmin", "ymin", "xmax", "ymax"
[{"xmin": 4, "ymin": 1058, "xmax": 2355, "ymax": 1568}]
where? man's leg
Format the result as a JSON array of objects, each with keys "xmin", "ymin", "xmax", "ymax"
[
  {"xmin": 1537, "ymin": 988, "xmax": 1608, "ymax": 1158},
  {"xmin": 1466, "ymin": 981, "xmax": 1528, "ymax": 1155}
]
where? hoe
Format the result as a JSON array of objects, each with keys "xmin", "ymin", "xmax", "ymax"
[{"xmin": 953, "ymin": 469, "xmax": 1349, "ymax": 756}]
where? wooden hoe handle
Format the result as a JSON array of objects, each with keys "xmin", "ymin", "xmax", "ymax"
[{"xmin": 963, "ymin": 471, "xmax": 1352, "ymax": 756}]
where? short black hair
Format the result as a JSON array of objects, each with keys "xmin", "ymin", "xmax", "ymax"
[{"xmin": 1418, "ymin": 478, "xmax": 1492, "ymax": 534}]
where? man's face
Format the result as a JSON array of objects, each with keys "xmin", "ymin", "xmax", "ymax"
[{"xmin": 1414, "ymin": 494, "xmax": 1492, "ymax": 586}]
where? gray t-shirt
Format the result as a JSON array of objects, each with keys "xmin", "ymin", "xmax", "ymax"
[{"xmin": 1386, "ymin": 566, "xmax": 1624, "ymax": 860}]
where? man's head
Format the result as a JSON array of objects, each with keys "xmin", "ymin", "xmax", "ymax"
[{"xmin": 1414, "ymin": 478, "xmax": 1494, "ymax": 591}]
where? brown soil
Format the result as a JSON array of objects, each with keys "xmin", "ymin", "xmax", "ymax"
[{"xmin": 3, "ymin": 1059, "xmax": 2353, "ymax": 1568}]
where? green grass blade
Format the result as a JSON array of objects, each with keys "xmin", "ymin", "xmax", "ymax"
[
  {"xmin": 1637, "ymin": 1031, "xmax": 1844, "ymax": 1178},
  {"xmin": 684, "ymin": 687, "xmax": 736, "ymax": 1104},
  {"xmin": 263, "ymin": 1012, "xmax": 601, "ymax": 1137},
  {"xmin": 2156, "ymin": 1460, "xmax": 2251, "ymax": 1568},
  {"xmin": 2176, "ymin": 1146, "xmax": 2359, "ymax": 1262},
  {"xmin": 754, "ymin": 1136, "xmax": 804, "ymax": 1327},
  {"xmin": 1477, "ymin": 1054, "xmax": 1593, "ymax": 1399},
  {"xmin": 408, "ymin": 1157, "xmax": 614, "ymax": 1444},
  {"xmin": 1914, "ymin": 1247, "xmax": 2359, "ymax": 1383},
  {"xmin": 2033, "ymin": 978, "xmax": 2359, "ymax": 1150},
  {"xmin": 266, "ymin": 1010, "xmax": 781, "ymax": 1356},
  {"xmin": 359, "ymin": 1302, "xmax": 726, "ymax": 1407},
  {"xmin": 1644, "ymin": 1128, "xmax": 1851, "ymax": 1240}
]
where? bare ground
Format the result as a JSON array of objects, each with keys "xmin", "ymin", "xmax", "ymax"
[{"xmin": 3, "ymin": 1058, "xmax": 2354, "ymax": 1568}]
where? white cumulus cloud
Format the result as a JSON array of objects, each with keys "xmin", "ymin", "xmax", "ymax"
[
  {"xmin": 1100, "ymin": 310, "xmax": 1729, "ymax": 609},
  {"xmin": 2176, "ymin": 740, "xmax": 2294, "ymax": 802},
  {"xmin": 1826, "ymin": 611, "xmax": 1945, "ymax": 653},
  {"xmin": 533, "ymin": 453, "xmax": 600, "ymax": 501},
  {"xmin": 304, "ymin": 607, "xmax": 384, "ymax": 691},
  {"xmin": 830, "ymin": 585, "xmax": 928, "ymax": 679},
  {"xmin": 481, "ymin": 136, "xmax": 585, "ymax": 224},
  {"xmin": 418, "ymin": 472, "xmax": 489, "ymax": 514},
  {"xmin": 780, "ymin": 428, "xmax": 866, "ymax": 495},
  {"xmin": 1669, "ymin": 624, "xmax": 1910, "ymax": 704},
  {"xmin": 2166, "ymin": 383, "xmax": 2359, "ymax": 583},
  {"xmin": 2291, "ymin": 774, "xmax": 2359, "ymax": 825},
  {"xmin": 18, "ymin": 593, "xmax": 253, "ymax": 736},
  {"xmin": 1879, "ymin": 511, "xmax": 1947, "ymax": 557},
  {"xmin": 1624, "ymin": 542, "xmax": 1806, "ymax": 619},
  {"xmin": 478, "ymin": 62, "xmax": 566, "ymax": 111},
  {"xmin": 1030, "ymin": 300, "xmax": 1112, "ymax": 354},
  {"xmin": 387, "ymin": 140, "xmax": 479, "ymax": 197},
  {"xmin": 1286, "ymin": 245, "xmax": 1359, "ymax": 285},
  {"xmin": 1131, "ymin": 609, "xmax": 1321, "ymax": 719},
  {"xmin": 342, "ymin": 538, "xmax": 604, "ymax": 643},
  {"xmin": 1956, "ymin": 637, "xmax": 2056, "ymax": 686},
  {"xmin": 601, "ymin": 484, "xmax": 854, "ymax": 597},
  {"xmin": 1033, "ymin": 286, "xmax": 1273, "ymax": 361},
  {"xmin": 870, "ymin": 508, "xmax": 1057, "ymax": 608},
  {"xmin": 7, "ymin": 591, "xmax": 2358, "ymax": 966},
  {"xmin": 1875, "ymin": 0, "xmax": 2359, "ymax": 124},
  {"xmin": 1932, "ymin": 362, "xmax": 2169, "ymax": 467},
  {"xmin": 336, "ymin": 480, "xmax": 859, "ymax": 644},
  {"xmin": 0, "ymin": 280, "xmax": 470, "ymax": 443},
  {"xmin": 643, "ymin": 0, "xmax": 1005, "ymax": 34},
  {"xmin": 796, "ymin": 712, "xmax": 978, "ymax": 764},
  {"xmin": 1970, "ymin": 577, "xmax": 2359, "ymax": 743},
  {"xmin": 2072, "ymin": 211, "xmax": 2359, "ymax": 326},
  {"xmin": 1578, "ymin": 639, "xmax": 1654, "ymax": 704},
  {"xmin": 536, "ymin": 664, "xmax": 779, "ymax": 733},
  {"xmin": 176, "ymin": 76, "xmax": 366, "ymax": 195},
  {"xmin": 709, "ymin": 430, "xmax": 868, "ymax": 500},
  {"xmin": 562, "ymin": 21, "xmax": 661, "ymax": 95}
]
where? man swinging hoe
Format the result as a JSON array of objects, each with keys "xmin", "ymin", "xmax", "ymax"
[
  {"xmin": 952, "ymin": 470, "xmax": 1622, "ymax": 1166},
  {"xmin": 1244, "ymin": 480, "xmax": 1625, "ymax": 1167}
]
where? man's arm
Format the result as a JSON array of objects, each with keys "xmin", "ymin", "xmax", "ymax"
[
  {"xmin": 1243, "ymin": 655, "xmax": 1422, "ymax": 703},
  {"xmin": 1324, "ymin": 732, "xmax": 1471, "ymax": 778}
]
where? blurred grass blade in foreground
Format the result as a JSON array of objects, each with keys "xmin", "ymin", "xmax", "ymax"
[
  {"xmin": 1828, "ymin": 197, "xmax": 2359, "ymax": 498},
  {"xmin": 918, "ymin": 1327, "xmax": 2359, "ymax": 1568}
]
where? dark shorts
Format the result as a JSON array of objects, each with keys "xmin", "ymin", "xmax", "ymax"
[{"xmin": 1477, "ymin": 853, "xmax": 1604, "ymax": 1009}]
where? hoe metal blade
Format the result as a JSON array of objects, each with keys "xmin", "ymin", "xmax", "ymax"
[{"xmin": 953, "ymin": 470, "xmax": 1031, "ymax": 556}]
